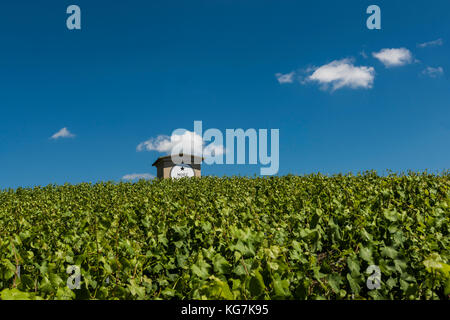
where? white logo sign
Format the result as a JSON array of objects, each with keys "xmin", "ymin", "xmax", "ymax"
[{"xmin": 170, "ymin": 164, "xmax": 195, "ymax": 179}]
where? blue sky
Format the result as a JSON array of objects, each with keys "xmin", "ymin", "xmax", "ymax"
[{"xmin": 0, "ymin": 0, "xmax": 449, "ymax": 188}]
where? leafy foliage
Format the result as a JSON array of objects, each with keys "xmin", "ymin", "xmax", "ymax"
[{"xmin": 0, "ymin": 171, "xmax": 449, "ymax": 300}]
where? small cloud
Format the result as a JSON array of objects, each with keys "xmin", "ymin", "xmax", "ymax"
[
  {"xmin": 203, "ymin": 143, "xmax": 225, "ymax": 158},
  {"xmin": 372, "ymin": 48, "xmax": 413, "ymax": 67},
  {"xmin": 50, "ymin": 127, "xmax": 75, "ymax": 140},
  {"xmin": 122, "ymin": 173, "xmax": 154, "ymax": 181},
  {"xmin": 360, "ymin": 50, "xmax": 368, "ymax": 59},
  {"xmin": 137, "ymin": 134, "xmax": 175, "ymax": 153},
  {"xmin": 417, "ymin": 38, "xmax": 443, "ymax": 48},
  {"xmin": 305, "ymin": 59, "xmax": 375, "ymax": 91},
  {"xmin": 137, "ymin": 130, "xmax": 225, "ymax": 158},
  {"xmin": 275, "ymin": 71, "xmax": 295, "ymax": 84},
  {"xmin": 422, "ymin": 66, "xmax": 444, "ymax": 78}
]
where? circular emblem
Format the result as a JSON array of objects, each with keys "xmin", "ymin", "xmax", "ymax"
[{"xmin": 170, "ymin": 164, "xmax": 195, "ymax": 179}]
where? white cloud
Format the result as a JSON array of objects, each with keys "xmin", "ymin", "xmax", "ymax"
[
  {"xmin": 275, "ymin": 71, "xmax": 295, "ymax": 84},
  {"xmin": 372, "ymin": 48, "xmax": 413, "ymax": 67},
  {"xmin": 422, "ymin": 66, "xmax": 444, "ymax": 78},
  {"xmin": 418, "ymin": 38, "xmax": 443, "ymax": 48},
  {"xmin": 50, "ymin": 127, "xmax": 75, "ymax": 139},
  {"xmin": 306, "ymin": 59, "xmax": 375, "ymax": 91},
  {"xmin": 122, "ymin": 173, "xmax": 154, "ymax": 181},
  {"xmin": 203, "ymin": 143, "xmax": 225, "ymax": 158},
  {"xmin": 137, "ymin": 134, "xmax": 175, "ymax": 153},
  {"xmin": 137, "ymin": 130, "xmax": 225, "ymax": 158}
]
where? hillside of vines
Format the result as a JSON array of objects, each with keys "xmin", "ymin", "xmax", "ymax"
[{"xmin": 0, "ymin": 172, "xmax": 449, "ymax": 300}]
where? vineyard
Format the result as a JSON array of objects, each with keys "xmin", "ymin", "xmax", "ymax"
[{"xmin": 0, "ymin": 172, "xmax": 449, "ymax": 300}]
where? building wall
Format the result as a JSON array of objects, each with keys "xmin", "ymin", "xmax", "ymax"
[{"xmin": 155, "ymin": 157, "xmax": 202, "ymax": 179}]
